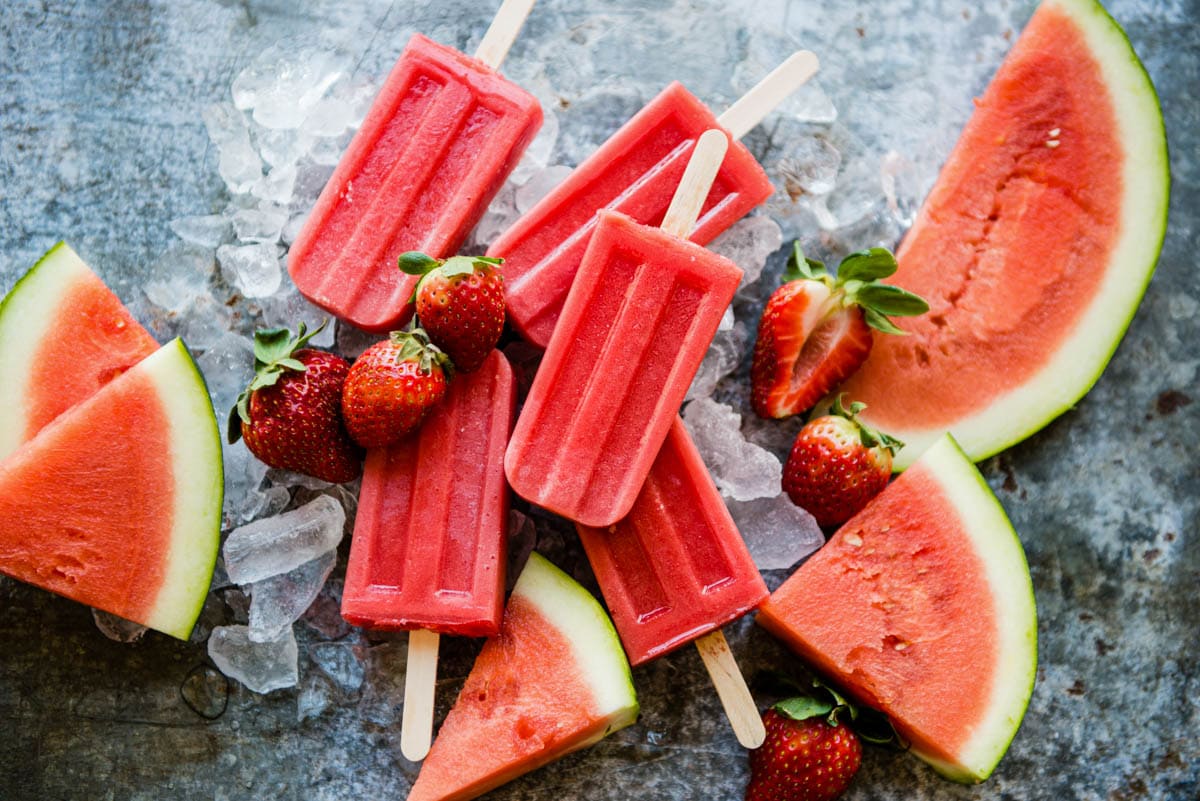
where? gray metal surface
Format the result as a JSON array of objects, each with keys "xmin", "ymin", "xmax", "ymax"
[{"xmin": 1, "ymin": 1, "xmax": 1197, "ymax": 799}]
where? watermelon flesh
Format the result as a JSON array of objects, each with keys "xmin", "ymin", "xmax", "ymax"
[
  {"xmin": 0, "ymin": 339, "xmax": 223, "ymax": 640},
  {"xmin": 757, "ymin": 434, "xmax": 1036, "ymax": 782},
  {"xmin": 408, "ymin": 552, "xmax": 638, "ymax": 801},
  {"xmin": 0, "ymin": 242, "xmax": 158, "ymax": 462},
  {"xmin": 838, "ymin": 0, "xmax": 1169, "ymax": 468}
]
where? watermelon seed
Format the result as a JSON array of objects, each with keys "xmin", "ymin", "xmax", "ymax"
[{"xmin": 844, "ymin": 533, "xmax": 863, "ymax": 547}]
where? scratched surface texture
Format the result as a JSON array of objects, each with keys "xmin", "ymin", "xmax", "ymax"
[{"xmin": 1, "ymin": 1, "xmax": 1197, "ymax": 799}]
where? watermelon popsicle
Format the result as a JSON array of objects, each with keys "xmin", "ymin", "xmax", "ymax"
[
  {"xmin": 490, "ymin": 50, "xmax": 820, "ymax": 348},
  {"xmin": 577, "ymin": 418, "xmax": 769, "ymax": 747},
  {"xmin": 505, "ymin": 130, "xmax": 742, "ymax": 529},
  {"xmin": 288, "ymin": 0, "xmax": 543, "ymax": 333},
  {"xmin": 340, "ymin": 350, "xmax": 516, "ymax": 761}
]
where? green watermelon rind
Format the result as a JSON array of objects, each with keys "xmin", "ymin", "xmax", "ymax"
[
  {"xmin": 0, "ymin": 242, "xmax": 92, "ymax": 461},
  {"xmin": 910, "ymin": 435, "xmax": 1037, "ymax": 782},
  {"xmin": 514, "ymin": 552, "xmax": 640, "ymax": 741},
  {"xmin": 140, "ymin": 338, "xmax": 224, "ymax": 640},
  {"xmin": 883, "ymin": 0, "xmax": 1170, "ymax": 470}
]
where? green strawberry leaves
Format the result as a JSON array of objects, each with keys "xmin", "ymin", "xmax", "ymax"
[
  {"xmin": 772, "ymin": 677, "xmax": 904, "ymax": 747},
  {"xmin": 829, "ymin": 393, "xmax": 905, "ymax": 456},
  {"xmin": 389, "ymin": 327, "xmax": 452, "ymax": 378},
  {"xmin": 228, "ymin": 320, "xmax": 327, "ymax": 443},
  {"xmin": 782, "ymin": 242, "xmax": 929, "ymax": 335},
  {"xmin": 399, "ymin": 251, "xmax": 504, "ymax": 303}
]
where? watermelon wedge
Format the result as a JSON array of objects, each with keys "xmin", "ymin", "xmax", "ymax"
[
  {"xmin": 408, "ymin": 552, "xmax": 639, "ymax": 801},
  {"xmin": 0, "ymin": 339, "xmax": 223, "ymax": 640},
  {"xmin": 0, "ymin": 242, "xmax": 159, "ymax": 462},
  {"xmin": 837, "ymin": 0, "xmax": 1169, "ymax": 468},
  {"xmin": 757, "ymin": 434, "xmax": 1036, "ymax": 782}
]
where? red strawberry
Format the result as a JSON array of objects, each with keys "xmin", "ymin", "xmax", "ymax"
[
  {"xmin": 748, "ymin": 693, "xmax": 863, "ymax": 801},
  {"xmin": 230, "ymin": 322, "xmax": 362, "ymax": 484},
  {"xmin": 400, "ymin": 251, "xmax": 505, "ymax": 372},
  {"xmin": 782, "ymin": 396, "xmax": 902, "ymax": 528},
  {"xmin": 751, "ymin": 244, "xmax": 928, "ymax": 419},
  {"xmin": 341, "ymin": 328, "xmax": 450, "ymax": 449}
]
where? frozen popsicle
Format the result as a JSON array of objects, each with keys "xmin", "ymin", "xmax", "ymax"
[
  {"xmin": 577, "ymin": 417, "xmax": 769, "ymax": 747},
  {"xmin": 490, "ymin": 50, "xmax": 820, "ymax": 348},
  {"xmin": 341, "ymin": 349, "xmax": 516, "ymax": 761},
  {"xmin": 505, "ymin": 130, "xmax": 742, "ymax": 528},
  {"xmin": 288, "ymin": 0, "xmax": 543, "ymax": 333}
]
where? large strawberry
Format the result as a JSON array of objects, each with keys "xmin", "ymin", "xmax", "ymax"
[
  {"xmin": 230, "ymin": 322, "xmax": 362, "ymax": 484},
  {"xmin": 341, "ymin": 328, "xmax": 450, "ymax": 449},
  {"xmin": 400, "ymin": 252, "xmax": 505, "ymax": 372},
  {"xmin": 747, "ymin": 688, "xmax": 863, "ymax": 801},
  {"xmin": 782, "ymin": 395, "xmax": 902, "ymax": 528},
  {"xmin": 751, "ymin": 244, "xmax": 928, "ymax": 419}
]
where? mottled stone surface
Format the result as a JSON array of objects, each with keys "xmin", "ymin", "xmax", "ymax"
[{"xmin": 1, "ymin": 1, "xmax": 1197, "ymax": 799}]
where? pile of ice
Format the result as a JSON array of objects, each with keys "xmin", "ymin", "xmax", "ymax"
[{"xmin": 207, "ymin": 495, "xmax": 346, "ymax": 693}]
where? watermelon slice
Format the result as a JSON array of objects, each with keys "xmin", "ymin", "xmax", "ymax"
[
  {"xmin": 837, "ymin": 0, "xmax": 1169, "ymax": 468},
  {"xmin": 0, "ymin": 339, "xmax": 223, "ymax": 640},
  {"xmin": 0, "ymin": 242, "xmax": 159, "ymax": 462},
  {"xmin": 757, "ymin": 434, "xmax": 1036, "ymax": 783},
  {"xmin": 408, "ymin": 552, "xmax": 639, "ymax": 801}
]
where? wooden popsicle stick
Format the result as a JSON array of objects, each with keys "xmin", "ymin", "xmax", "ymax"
[
  {"xmin": 474, "ymin": 0, "xmax": 539, "ymax": 70},
  {"xmin": 717, "ymin": 50, "xmax": 821, "ymax": 141},
  {"xmin": 401, "ymin": 628, "xmax": 441, "ymax": 762},
  {"xmin": 659, "ymin": 129, "xmax": 729, "ymax": 238},
  {"xmin": 694, "ymin": 629, "xmax": 767, "ymax": 749}
]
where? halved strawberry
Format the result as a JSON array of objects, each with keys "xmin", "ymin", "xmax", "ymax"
[{"xmin": 751, "ymin": 245, "xmax": 928, "ymax": 419}]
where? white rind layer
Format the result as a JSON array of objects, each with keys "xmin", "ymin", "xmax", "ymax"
[
  {"xmin": 910, "ymin": 435, "xmax": 1037, "ymax": 782},
  {"xmin": 137, "ymin": 339, "xmax": 224, "ymax": 640},
  {"xmin": 0, "ymin": 242, "xmax": 90, "ymax": 462},
  {"xmin": 889, "ymin": 0, "xmax": 1169, "ymax": 470},
  {"xmin": 513, "ymin": 552, "xmax": 639, "ymax": 739}
]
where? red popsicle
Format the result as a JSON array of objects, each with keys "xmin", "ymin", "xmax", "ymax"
[
  {"xmin": 289, "ymin": 0, "xmax": 543, "ymax": 333},
  {"xmin": 490, "ymin": 51, "xmax": 819, "ymax": 348},
  {"xmin": 341, "ymin": 349, "xmax": 516, "ymax": 760},
  {"xmin": 504, "ymin": 131, "xmax": 744, "ymax": 529},
  {"xmin": 577, "ymin": 418, "xmax": 769, "ymax": 747}
]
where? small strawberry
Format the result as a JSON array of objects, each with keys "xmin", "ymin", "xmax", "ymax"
[
  {"xmin": 230, "ymin": 322, "xmax": 362, "ymax": 484},
  {"xmin": 751, "ymin": 244, "xmax": 928, "ymax": 419},
  {"xmin": 747, "ymin": 689, "xmax": 863, "ymax": 801},
  {"xmin": 782, "ymin": 395, "xmax": 902, "ymax": 528},
  {"xmin": 400, "ymin": 251, "xmax": 505, "ymax": 372},
  {"xmin": 341, "ymin": 328, "xmax": 450, "ymax": 449}
]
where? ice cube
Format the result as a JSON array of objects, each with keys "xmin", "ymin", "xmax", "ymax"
[
  {"xmin": 686, "ymin": 324, "xmax": 746, "ymax": 402},
  {"xmin": 233, "ymin": 204, "xmax": 289, "ymax": 244},
  {"xmin": 514, "ymin": 165, "xmax": 573, "ymax": 215},
  {"xmin": 682, "ymin": 397, "xmax": 782, "ymax": 501},
  {"xmin": 359, "ymin": 640, "xmax": 408, "ymax": 727},
  {"xmin": 195, "ymin": 332, "xmax": 254, "ymax": 422},
  {"xmin": 207, "ymin": 624, "xmax": 299, "ymax": 693},
  {"xmin": 297, "ymin": 673, "xmax": 334, "ymax": 722},
  {"xmin": 250, "ymin": 165, "xmax": 299, "ymax": 208},
  {"xmin": 247, "ymin": 550, "xmax": 337, "ymax": 643},
  {"xmin": 223, "ymin": 494, "xmax": 346, "ymax": 585},
  {"xmin": 92, "ymin": 608, "xmax": 148, "ymax": 643},
  {"xmin": 181, "ymin": 295, "xmax": 233, "ymax": 351},
  {"xmin": 170, "ymin": 215, "xmax": 232, "ymax": 248},
  {"xmin": 256, "ymin": 284, "xmax": 334, "ymax": 346},
  {"xmin": 726, "ymin": 494, "xmax": 825, "ymax": 570},
  {"xmin": 309, "ymin": 640, "xmax": 366, "ymax": 694},
  {"xmin": 202, "ymin": 103, "xmax": 263, "ymax": 194},
  {"xmin": 232, "ymin": 44, "xmax": 348, "ymax": 131},
  {"xmin": 217, "ymin": 243, "xmax": 282, "ymax": 298},
  {"xmin": 708, "ymin": 216, "xmax": 784, "ymax": 290},
  {"xmin": 777, "ymin": 135, "xmax": 842, "ymax": 199}
]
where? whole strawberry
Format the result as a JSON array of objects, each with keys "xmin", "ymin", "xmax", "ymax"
[
  {"xmin": 747, "ymin": 694, "xmax": 863, "ymax": 801},
  {"xmin": 230, "ymin": 322, "xmax": 362, "ymax": 484},
  {"xmin": 782, "ymin": 395, "xmax": 902, "ymax": 528},
  {"xmin": 751, "ymin": 244, "xmax": 928, "ymax": 419},
  {"xmin": 341, "ymin": 328, "xmax": 450, "ymax": 449},
  {"xmin": 400, "ymin": 251, "xmax": 505, "ymax": 372}
]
